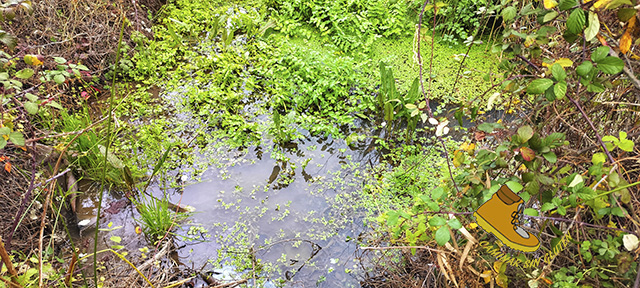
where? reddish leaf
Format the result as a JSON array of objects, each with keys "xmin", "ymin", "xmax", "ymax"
[
  {"xmin": 81, "ymin": 91, "xmax": 90, "ymax": 100},
  {"xmin": 0, "ymin": 156, "xmax": 7, "ymax": 162},
  {"xmin": 4, "ymin": 162, "xmax": 11, "ymax": 173},
  {"xmin": 520, "ymin": 147, "xmax": 536, "ymax": 161},
  {"xmin": 475, "ymin": 131, "xmax": 486, "ymax": 141}
]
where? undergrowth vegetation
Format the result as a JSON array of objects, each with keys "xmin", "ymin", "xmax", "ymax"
[{"xmin": 1, "ymin": 0, "xmax": 639, "ymax": 286}]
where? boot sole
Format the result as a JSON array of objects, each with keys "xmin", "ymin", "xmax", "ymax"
[{"xmin": 474, "ymin": 212, "xmax": 540, "ymax": 252}]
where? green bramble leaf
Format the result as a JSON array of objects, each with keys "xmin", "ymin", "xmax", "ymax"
[
  {"xmin": 23, "ymin": 102, "xmax": 38, "ymax": 115},
  {"xmin": 567, "ymin": 9, "xmax": 586, "ymax": 34},
  {"xmin": 554, "ymin": 81, "xmax": 567, "ymax": 99},
  {"xmin": 435, "ymin": 226, "xmax": 450, "ymax": 246},
  {"xmin": 429, "ymin": 216, "xmax": 446, "ymax": 226},
  {"xmin": 502, "ymin": 6, "xmax": 517, "ymax": 21},
  {"xmin": 559, "ymin": 0, "xmax": 577, "ymax": 10},
  {"xmin": 592, "ymin": 152, "xmax": 606, "ymax": 164},
  {"xmin": 597, "ymin": 57, "xmax": 624, "ymax": 74},
  {"xmin": 15, "ymin": 68, "xmax": 34, "ymax": 79},
  {"xmin": 518, "ymin": 125, "xmax": 534, "ymax": 143},
  {"xmin": 577, "ymin": 61, "xmax": 593, "ymax": 76},
  {"xmin": 591, "ymin": 46, "xmax": 610, "ymax": 63},
  {"xmin": 584, "ymin": 12, "xmax": 600, "ymax": 41},
  {"xmin": 9, "ymin": 132, "xmax": 25, "ymax": 146},
  {"xmin": 551, "ymin": 63, "xmax": 566, "ymax": 81},
  {"xmin": 527, "ymin": 78, "xmax": 554, "ymax": 94}
]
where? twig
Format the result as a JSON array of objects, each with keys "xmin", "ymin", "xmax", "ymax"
[
  {"xmin": 0, "ymin": 237, "xmax": 20, "ymax": 286},
  {"xmin": 416, "ymin": 0, "xmax": 461, "ymax": 195},
  {"xmin": 361, "ymin": 246, "xmax": 445, "ymax": 253},
  {"xmin": 210, "ymin": 279, "xmax": 248, "ymax": 288}
]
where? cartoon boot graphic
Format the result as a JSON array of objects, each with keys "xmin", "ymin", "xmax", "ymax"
[{"xmin": 474, "ymin": 184, "xmax": 540, "ymax": 252}]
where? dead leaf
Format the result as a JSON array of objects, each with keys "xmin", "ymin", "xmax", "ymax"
[
  {"xmin": 620, "ymin": 16, "xmax": 636, "ymax": 54},
  {"xmin": 4, "ymin": 162, "xmax": 11, "ymax": 173}
]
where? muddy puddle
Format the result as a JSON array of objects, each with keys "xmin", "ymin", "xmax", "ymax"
[{"xmin": 73, "ymin": 79, "xmax": 509, "ymax": 287}]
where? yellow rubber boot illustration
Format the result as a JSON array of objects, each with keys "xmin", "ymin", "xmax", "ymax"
[{"xmin": 474, "ymin": 184, "xmax": 540, "ymax": 252}]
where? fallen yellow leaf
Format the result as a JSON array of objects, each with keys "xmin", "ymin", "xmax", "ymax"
[{"xmin": 543, "ymin": 0, "xmax": 558, "ymax": 9}]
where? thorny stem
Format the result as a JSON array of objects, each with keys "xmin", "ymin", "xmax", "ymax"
[{"xmin": 417, "ymin": 0, "xmax": 460, "ymax": 194}]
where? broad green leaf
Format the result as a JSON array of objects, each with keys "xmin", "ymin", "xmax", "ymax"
[
  {"xmin": 477, "ymin": 122, "xmax": 505, "ymax": 133},
  {"xmin": 559, "ymin": 0, "xmax": 578, "ymax": 10},
  {"xmin": 597, "ymin": 57, "xmax": 624, "ymax": 74},
  {"xmin": 429, "ymin": 216, "xmax": 446, "ymax": 226},
  {"xmin": 46, "ymin": 101, "xmax": 63, "ymax": 110},
  {"xmin": 576, "ymin": 61, "xmax": 593, "ymax": 76},
  {"xmin": 435, "ymin": 226, "xmax": 450, "ymax": 246},
  {"xmin": 543, "ymin": 152, "xmax": 557, "ymax": 163},
  {"xmin": 53, "ymin": 57, "xmax": 66, "ymax": 64},
  {"xmin": 431, "ymin": 187, "xmax": 445, "ymax": 200},
  {"xmin": 591, "ymin": 46, "xmax": 610, "ymax": 62},
  {"xmin": 98, "ymin": 144, "xmax": 125, "ymax": 169},
  {"xmin": 0, "ymin": 138, "xmax": 6, "ymax": 150},
  {"xmin": 8, "ymin": 131, "xmax": 25, "ymax": 146},
  {"xmin": 551, "ymin": 63, "xmax": 566, "ymax": 81},
  {"xmin": 554, "ymin": 81, "xmax": 567, "ymax": 99},
  {"xmin": 527, "ymin": 78, "xmax": 554, "ymax": 94},
  {"xmin": 502, "ymin": 6, "xmax": 517, "ymax": 21},
  {"xmin": 15, "ymin": 68, "xmax": 34, "ymax": 79},
  {"xmin": 25, "ymin": 93, "xmax": 38, "ymax": 102},
  {"xmin": 518, "ymin": 125, "xmax": 534, "ymax": 143},
  {"xmin": 524, "ymin": 208, "xmax": 539, "ymax": 216},
  {"xmin": 592, "ymin": 152, "xmax": 606, "ymax": 164},
  {"xmin": 506, "ymin": 181, "xmax": 524, "ymax": 193},
  {"xmin": 0, "ymin": 127, "xmax": 9, "ymax": 135},
  {"xmin": 618, "ymin": 138, "xmax": 634, "ymax": 151},
  {"xmin": 0, "ymin": 72, "xmax": 8, "ymax": 81},
  {"xmin": 53, "ymin": 74, "xmax": 65, "ymax": 84},
  {"xmin": 543, "ymin": 11, "xmax": 559, "ymax": 22},
  {"xmin": 448, "ymin": 218, "xmax": 462, "ymax": 230},
  {"xmin": 541, "ymin": 202, "xmax": 556, "ymax": 211},
  {"xmin": 23, "ymin": 101, "xmax": 38, "ymax": 114},
  {"xmin": 567, "ymin": 9, "xmax": 586, "ymax": 34},
  {"xmin": 584, "ymin": 12, "xmax": 600, "ymax": 41},
  {"xmin": 387, "ymin": 211, "xmax": 399, "ymax": 226},
  {"xmin": 110, "ymin": 236, "xmax": 122, "ymax": 243}
]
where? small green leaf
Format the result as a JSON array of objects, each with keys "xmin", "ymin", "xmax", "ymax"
[
  {"xmin": 527, "ymin": 78, "xmax": 554, "ymax": 94},
  {"xmin": 597, "ymin": 57, "xmax": 624, "ymax": 74},
  {"xmin": 46, "ymin": 101, "xmax": 64, "ymax": 110},
  {"xmin": 591, "ymin": 46, "xmax": 610, "ymax": 63},
  {"xmin": 0, "ymin": 72, "xmax": 8, "ymax": 81},
  {"xmin": 110, "ymin": 236, "xmax": 122, "ymax": 244},
  {"xmin": 23, "ymin": 102, "xmax": 38, "ymax": 114},
  {"xmin": 518, "ymin": 125, "xmax": 534, "ymax": 143},
  {"xmin": 435, "ymin": 226, "xmax": 450, "ymax": 246},
  {"xmin": 524, "ymin": 208, "xmax": 539, "ymax": 216},
  {"xmin": 506, "ymin": 181, "xmax": 524, "ymax": 193},
  {"xmin": 541, "ymin": 202, "xmax": 556, "ymax": 211},
  {"xmin": 551, "ymin": 63, "xmax": 566, "ymax": 81},
  {"xmin": 554, "ymin": 81, "xmax": 567, "ymax": 100},
  {"xmin": 431, "ymin": 187, "xmax": 445, "ymax": 200},
  {"xmin": 618, "ymin": 139, "xmax": 634, "ymax": 152},
  {"xmin": 111, "ymin": 245, "xmax": 125, "ymax": 250},
  {"xmin": 0, "ymin": 127, "xmax": 9, "ymax": 135},
  {"xmin": 543, "ymin": 11, "xmax": 559, "ymax": 22},
  {"xmin": 558, "ymin": 0, "xmax": 577, "ymax": 10},
  {"xmin": 592, "ymin": 152, "xmax": 606, "ymax": 164},
  {"xmin": 53, "ymin": 74, "xmax": 65, "ymax": 84},
  {"xmin": 15, "ymin": 68, "xmax": 34, "ymax": 79},
  {"xmin": 448, "ymin": 218, "xmax": 462, "ymax": 230},
  {"xmin": 567, "ymin": 9, "xmax": 586, "ymax": 34},
  {"xmin": 25, "ymin": 93, "xmax": 38, "ymax": 102},
  {"xmin": 9, "ymin": 131, "xmax": 25, "ymax": 146},
  {"xmin": 543, "ymin": 152, "xmax": 557, "ymax": 163},
  {"xmin": 502, "ymin": 6, "xmax": 517, "ymax": 21},
  {"xmin": 53, "ymin": 57, "xmax": 67, "ymax": 64},
  {"xmin": 576, "ymin": 61, "xmax": 593, "ymax": 76},
  {"xmin": 429, "ymin": 216, "xmax": 446, "ymax": 226}
]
